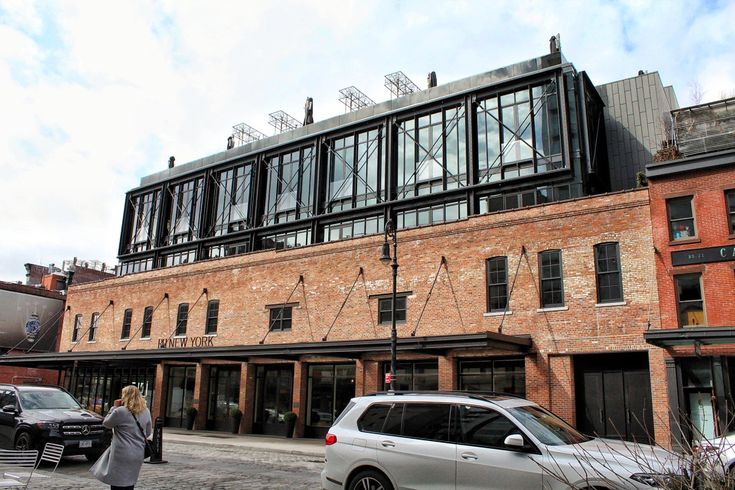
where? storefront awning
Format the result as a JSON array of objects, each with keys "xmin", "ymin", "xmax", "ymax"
[
  {"xmin": 644, "ymin": 326, "xmax": 735, "ymax": 347},
  {"xmin": 0, "ymin": 331, "xmax": 533, "ymax": 368}
]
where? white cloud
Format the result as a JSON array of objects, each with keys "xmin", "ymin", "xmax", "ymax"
[{"xmin": 0, "ymin": 0, "xmax": 733, "ymax": 282}]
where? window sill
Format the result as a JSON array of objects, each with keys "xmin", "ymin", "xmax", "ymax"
[
  {"xmin": 173, "ymin": 335, "xmax": 187, "ymax": 339},
  {"xmin": 119, "ymin": 338, "xmax": 130, "ymax": 342},
  {"xmin": 484, "ymin": 311, "xmax": 513, "ymax": 317},
  {"xmin": 379, "ymin": 322, "xmax": 407, "ymax": 327},
  {"xmin": 204, "ymin": 333, "xmax": 217, "ymax": 337},
  {"xmin": 668, "ymin": 237, "xmax": 701, "ymax": 246},
  {"xmin": 140, "ymin": 337, "xmax": 151, "ymax": 341},
  {"xmin": 537, "ymin": 306, "xmax": 568, "ymax": 313},
  {"xmin": 595, "ymin": 301, "xmax": 627, "ymax": 308},
  {"xmin": 87, "ymin": 340, "xmax": 97, "ymax": 344}
]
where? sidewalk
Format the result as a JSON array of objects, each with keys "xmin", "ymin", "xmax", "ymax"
[{"xmin": 161, "ymin": 428, "xmax": 325, "ymax": 457}]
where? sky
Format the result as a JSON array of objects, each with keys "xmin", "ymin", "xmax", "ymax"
[{"xmin": 1, "ymin": 0, "xmax": 733, "ymax": 283}]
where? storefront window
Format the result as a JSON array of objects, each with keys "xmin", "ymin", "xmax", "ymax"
[
  {"xmin": 381, "ymin": 361, "xmax": 438, "ymax": 391},
  {"xmin": 306, "ymin": 364, "xmax": 355, "ymax": 429},
  {"xmin": 458, "ymin": 358, "xmax": 525, "ymax": 396}
]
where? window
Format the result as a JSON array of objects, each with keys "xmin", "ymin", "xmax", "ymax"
[
  {"xmin": 260, "ymin": 229, "xmax": 311, "ymax": 250},
  {"xmin": 164, "ymin": 177, "xmax": 204, "ymax": 245},
  {"xmin": 381, "ymin": 361, "xmax": 438, "ymax": 391},
  {"xmin": 160, "ymin": 249, "xmax": 196, "ymax": 268},
  {"xmin": 324, "ymin": 216, "xmax": 384, "ymax": 242},
  {"xmin": 458, "ymin": 358, "xmax": 525, "ymax": 397},
  {"xmin": 262, "ymin": 147, "xmax": 315, "ymax": 225},
  {"xmin": 269, "ymin": 306, "xmax": 292, "ymax": 332},
  {"xmin": 88, "ymin": 312, "xmax": 99, "ymax": 342},
  {"xmin": 175, "ymin": 303, "xmax": 189, "ymax": 336},
  {"xmin": 397, "ymin": 106, "xmax": 467, "ymax": 199},
  {"xmin": 72, "ymin": 314, "xmax": 82, "ymax": 342},
  {"xmin": 357, "ymin": 403, "xmax": 391, "ymax": 433},
  {"xmin": 396, "ymin": 200, "xmax": 467, "ymax": 230},
  {"xmin": 539, "ymin": 250, "xmax": 563, "ymax": 308},
  {"xmin": 378, "ymin": 296, "xmax": 407, "ymax": 324},
  {"xmin": 727, "ymin": 190, "xmax": 735, "ymax": 234},
  {"xmin": 667, "ymin": 196, "xmax": 696, "ymax": 240},
  {"xmin": 675, "ymin": 274, "xmax": 704, "ymax": 326},
  {"xmin": 205, "ymin": 300, "xmax": 219, "ymax": 335},
  {"xmin": 126, "ymin": 190, "xmax": 161, "ymax": 253},
  {"xmin": 121, "ymin": 309, "xmax": 133, "ymax": 339},
  {"xmin": 306, "ymin": 364, "xmax": 356, "ymax": 427},
  {"xmin": 402, "ymin": 403, "xmax": 452, "ymax": 442},
  {"xmin": 457, "ymin": 405, "xmax": 522, "ymax": 449},
  {"xmin": 486, "ymin": 257, "xmax": 508, "ymax": 312},
  {"xmin": 213, "ymin": 163, "xmax": 253, "ymax": 236},
  {"xmin": 142, "ymin": 306, "xmax": 153, "ymax": 338},
  {"xmin": 594, "ymin": 243, "xmax": 623, "ymax": 303}
]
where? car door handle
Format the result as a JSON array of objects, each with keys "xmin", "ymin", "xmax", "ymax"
[
  {"xmin": 380, "ymin": 440, "xmax": 395, "ymax": 448},
  {"xmin": 460, "ymin": 452, "xmax": 478, "ymax": 461}
]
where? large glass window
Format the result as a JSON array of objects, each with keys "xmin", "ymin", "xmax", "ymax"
[
  {"xmin": 382, "ymin": 361, "xmax": 438, "ymax": 391},
  {"xmin": 175, "ymin": 303, "xmax": 188, "ymax": 336},
  {"xmin": 127, "ymin": 190, "xmax": 161, "ymax": 253},
  {"xmin": 263, "ymin": 147, "xmax": 315, "ymax": 225},
  {"xmin": 675, "ymin": 274, "xmax": 705, "ymax": 326},
  {"xmin": 396, "ymin": 200, "xmax": 467, "ymax": 230},
  {"xmin": 458, "ymin": 358, "xmax": 525, "ymax": 396},
  {"xmin": 397, "ymin": 106, "xmax": 466, "ymax": 199},
  {"xmin": 324, "ymin": 216, "xmax": 384, "ymax": 242},
  {"xmin": 160, "ymin": 249, "xmax": 196, "ymax": 268},
  {"xmin": 594, "ymin": 242, "xmax": 623, "ymax": 303},
  {"xmin": 477, "ymin": 82, "xmax": 562, "ymax": 184},
  {"xmin": 726, "ymin": 190, "xmax": 735, "ymax": 234},
  {"xmin": 486, "ymin": 257, "xmax": 508, "ymax": 312},
  {"xmin": 213, "ymin": 163, "xmax": 253, "ymax": 236},
  {"xmin": 539, "ymin": 250, "xmax": 563, "ymax": 308},
  {"xmin": 326, "ymin": 128, "xmax": 384, "ymax": 212},
  {"xmin": 306, "ymin": 364, "xmax": 356, "ymax": 428},
  {"xmin": 667, "ymin": 196, "xmax": 696, "ymax": 241},
  {"xmin": 260, "ymin": 229, "xmax": 311, "ymax": 250},
  {"xmin": 165, "ymin": 177, "xmax": 204, "ymax": 245}
]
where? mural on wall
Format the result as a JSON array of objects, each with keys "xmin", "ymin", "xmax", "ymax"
[{"xmin": 0, "ymin": 290, "xmax": 64, "ymax": 352}]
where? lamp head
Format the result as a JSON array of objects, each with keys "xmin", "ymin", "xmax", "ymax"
[{"xmin": 379, "ymin": 241, "xmax": 391, "ymax": 263}]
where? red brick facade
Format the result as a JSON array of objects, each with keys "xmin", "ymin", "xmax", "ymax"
[{"xmin": 59, "ymin": 189, "xmax": 671, "ymax": 442}]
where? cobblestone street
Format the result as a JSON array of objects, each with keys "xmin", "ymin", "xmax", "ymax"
[{"xmin": 26, "ymin": 440, "xmax": 324, "ymax": 489}]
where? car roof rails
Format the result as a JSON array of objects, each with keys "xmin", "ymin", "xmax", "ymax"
[{"xmin": 364, "ymin": 390, "xmax": 523, "ymax": 402}]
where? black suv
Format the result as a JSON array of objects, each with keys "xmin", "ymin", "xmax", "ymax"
[{"xmin": 0, "ymin": 384, "xmax": 110, "ymax": 461}]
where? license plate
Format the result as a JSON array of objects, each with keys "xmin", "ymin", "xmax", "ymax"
[{"xmin": 79, "ymin": 440, "xmax": 92, "ymax": 448}]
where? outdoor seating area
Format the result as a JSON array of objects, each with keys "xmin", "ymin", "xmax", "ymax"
[{"xmin": 0, "ymin": 443, "xmax": 64, "ymax": 489}]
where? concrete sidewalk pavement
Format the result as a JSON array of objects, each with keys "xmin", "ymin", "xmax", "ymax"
[{"xmin": 161, "ymin": 428, "xmax": 326, "ymax": 458}]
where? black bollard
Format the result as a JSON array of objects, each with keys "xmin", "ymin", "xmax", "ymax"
[{"xmin": 146, "ymin": 416, "xmax": 168, "ymax": 464}]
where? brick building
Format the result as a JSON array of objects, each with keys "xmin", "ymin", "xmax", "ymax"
[
  {"xmin": 0, "ymin": 44, "xmax": 678, "ymax": 443},
  {"xmin": 644, "ymin": 97, "xmax": 735, "ymax": 449}
]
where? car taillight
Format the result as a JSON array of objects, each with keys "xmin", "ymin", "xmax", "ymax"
[{"xmin": 325, "ymin": 433, "xmax": 337, "ymax": 446}]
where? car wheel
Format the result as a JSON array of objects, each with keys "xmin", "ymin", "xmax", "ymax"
[
  {"xmin": 14, "ymin": 432, "xmax": 34, "ymax": 451},
  {"xmin": 348, "ymin": 470, "xmax": 393, "ymax": 490}
]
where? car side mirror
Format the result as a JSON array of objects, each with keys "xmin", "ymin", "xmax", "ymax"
[
  {"xmin": 504, "ymin": 433, "xmax": 525, "ymax": 448},
  {"xmin": 2, "ymin": 405, "xmax": 17, "ymax": 413}
]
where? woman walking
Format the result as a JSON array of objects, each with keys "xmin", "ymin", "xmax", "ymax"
[{"xmin": 90, "ymin": 385, "xmax": 152, "ymax": 490}]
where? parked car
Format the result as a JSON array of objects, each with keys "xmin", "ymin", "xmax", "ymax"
[
  {"xmin": 693, "ymin": 432, "xmax": 735, "ymax": 482},
  {"xmin": 0, "ymin": 384, "xmax": 110, "ymax": 461},
  {"xmin": 322, "ymin": 392, "xmax": 687, "ymax": 490}
]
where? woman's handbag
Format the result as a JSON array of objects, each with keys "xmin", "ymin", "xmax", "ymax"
[{"xmin": 132, "ymin": 413, "xmax": 154, "ymax": 459}]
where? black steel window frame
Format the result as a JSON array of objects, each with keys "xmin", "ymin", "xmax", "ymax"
[
  {"xmin": 726, "ymin": 190, "xmax": 735, "ymax": 235},
  {"xmin": 205, "ymin": 300, "xmax": 219, "ymax": 335},
  {"xmin": 120, "ymin": 308, "xmax": 133, "ymax": 340},
  {"xmin": 458, "ymin": 357, "xmax": 526, "ymax": 397},
  {"xmin": 141, "ymin": 306, "xmax": 153, "ymax": 339},
  {"xmin": 539, "ymin": 250, "xmax": 564, "ymax": 308},
  {"xmin": 378, "ymin": 295, "xmax": 407, "ymax": 325},
  {"xmin": 486, "ymin": 256, "xmax": 509, "ymax": 312},
  {"xmin": 126, "ymin": 189, "xmax": 161, "ymax": 254},
  {"xmin": 268, "ymin": 305, "xmax": 293, "ymax": 332},
  {"xmin": 88, "ymin": 312, "xmax": 99, "ymax": 342},
  {"xmin": 175, "ymin": 303, "xmax": 189, "ymax": 337},
  {"xmin": 212, "ymin": 162, "xmax": 254, "ymax": 236},
  {"xmin": 667, "ymin": 196, "xmax": 696, "ymax": 241},
  {"xmin": 262, "ymin": 146, "xmax": 315, "ymax": 226},
  {"xmin": 594, "ymin": 242, "xmax": 623, "ymax": 303},
  {"xmin": 325, "ymin": 126, "xmax": 385, "ymax": 213},
  {"xmin": 164, "ymin": 177, "xmax": 205, "ymax": 246},
  {"xmin": 72, "ymin": 314, "xmax": 82, "ymax": 342},
  {"xmin": 674, "ymin": 273, "xmax": 705, "ymax": 327}
]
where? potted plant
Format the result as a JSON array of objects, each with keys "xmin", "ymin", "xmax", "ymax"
[
  {"xmin": 186, "ymin": 406, "xmax": 198, "ymax": 430},
  {"xmin": 283, "ymin": 411, "xmax": 297, "ymax": 438},
  {"xmin": 230, "ymin": 407, "xmax": 243, "ymax": 434}
]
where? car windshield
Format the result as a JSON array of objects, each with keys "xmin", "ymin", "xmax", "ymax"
[
  {"xmin": 19, "ymin": 390, "xmax": 81, "ymax": 410},
  {"xmin": 508, "ymin": 405, "xmax": 591, "ymax": 446}
]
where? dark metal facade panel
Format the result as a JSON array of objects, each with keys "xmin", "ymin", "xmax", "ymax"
[{"xmin": 644, "ymin": 326, "xmax": 735, "ymax": 347}]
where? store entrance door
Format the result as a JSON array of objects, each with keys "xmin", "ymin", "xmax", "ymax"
[
  {"xmin": 164, "ymin": 366, "xmax": 196, "ymax": 428},
  {"xmin": 253, "ymin": 365, "xmax": 293, "ymax": 436},
  {"xmin": 206, "ymin": 366, "xmax": 241, "ymax": 431}
]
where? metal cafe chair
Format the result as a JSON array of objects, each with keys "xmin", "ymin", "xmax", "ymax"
[
  {"xmin": 0, "ymin": 449, "xmax": 39, "ymax": 489},
  {"xmin": 35, "ymin": 443, "xmax": 65, "ymax": 474}
]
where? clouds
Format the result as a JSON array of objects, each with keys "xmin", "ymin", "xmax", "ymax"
[{"xmin": 0, "ymin": 0, "xmax": 733, "ymax": 282}]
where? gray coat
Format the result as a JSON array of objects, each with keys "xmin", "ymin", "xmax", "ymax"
[{"xmin": 90, "ymin": 406, "xmax": 152, "ymax": 487}]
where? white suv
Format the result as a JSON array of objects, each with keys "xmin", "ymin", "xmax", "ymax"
[{"xmin": 321, "ymin": 392, "xmax": 687, "ymax": 490}]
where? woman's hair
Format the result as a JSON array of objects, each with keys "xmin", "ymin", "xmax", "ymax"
[{"xmin": 120, "ymin": 385, "xmax": 147, "ymax": 415}]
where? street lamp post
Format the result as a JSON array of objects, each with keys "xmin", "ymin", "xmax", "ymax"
[{"xmin": 380, "ymin": 218, "xmax": 398, "ymax": 391}]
